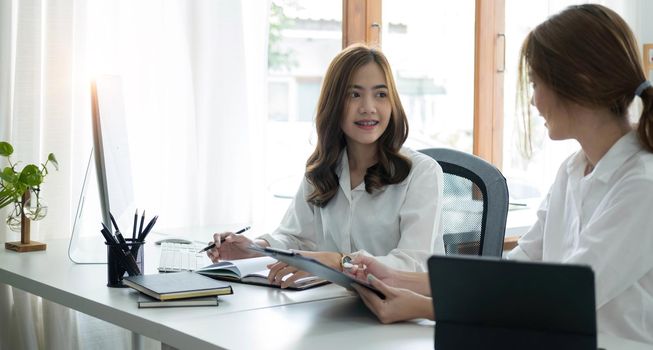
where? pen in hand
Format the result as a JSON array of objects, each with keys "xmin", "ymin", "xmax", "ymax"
[{"xmin": 198, "ymin": 226, "xmax": 251, "ymax": 253}]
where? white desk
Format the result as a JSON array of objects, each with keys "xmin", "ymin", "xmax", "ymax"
[{"xmin": 1, "ymin": 238, "xmax": 652, "ymax": 350}]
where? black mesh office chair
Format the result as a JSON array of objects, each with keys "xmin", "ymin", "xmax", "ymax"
[{"xmin": 419, "ymin": 148, "xmax": 509, "ymax": 257}]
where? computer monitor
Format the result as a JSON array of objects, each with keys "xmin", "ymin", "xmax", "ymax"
[{"xmin": 68, "ymin": 76, "xmax": 135, "ymax": 263}]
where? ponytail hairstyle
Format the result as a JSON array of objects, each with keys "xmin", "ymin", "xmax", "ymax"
[
  {"xmin": 517, "ymin": 4, "xmax": 653, "ymax": 153},
  {"xmin": 305, "ymin": 44, "xmax": 411, "ymax": 207},
  {"xmin": 637, "ymin": 82, "xmax": 653, "ymax": 151}
]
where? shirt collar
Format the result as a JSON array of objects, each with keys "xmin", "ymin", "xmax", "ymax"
[{"xmin": 567, "ymin": 131, "xmax": 641, "ymax": 183}]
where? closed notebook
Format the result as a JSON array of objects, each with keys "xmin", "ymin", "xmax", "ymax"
[
  {"xmin": 123, "ymin": 271, "xmax": 233, "ymax": 301},
  {"xmin": 195, "ymin": 256, "xmax": 328, "ymax": 290},
  {"xmin": 137, "ymin": 294, "xmax": 219, "ymax": 308}
]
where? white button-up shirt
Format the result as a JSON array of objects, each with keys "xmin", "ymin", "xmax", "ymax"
[
  {"xmin": 508, "ymin": 132, "xmax": 653, "ymax": 343},
  {"xmin": 259, "ymin": 147, "xmax": 444, "ymax": 272}
]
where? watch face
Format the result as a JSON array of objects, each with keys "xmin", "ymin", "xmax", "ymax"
[{"xmin": 341, "ymin": 255, "xmax": 353, "ymax": 268}]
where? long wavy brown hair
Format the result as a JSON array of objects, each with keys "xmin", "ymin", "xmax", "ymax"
[
  {"xmin": 305, "ymin": 44, "xmax": 411, "ymax": 207},
  {"xmin": 517, "ymin": 4, "xmax": 653, "ymax": 156}
]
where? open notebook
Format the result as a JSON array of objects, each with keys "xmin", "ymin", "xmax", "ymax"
[
  {"xmin": 195, "ymin": 256, "xmax": 328, "ymax": 290},
  {"xmin": 157, "ymin": 243, "xmax": 328, "ymax": 290}
]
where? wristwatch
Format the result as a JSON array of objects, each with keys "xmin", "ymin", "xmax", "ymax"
[{"xmin": 340, "ymin": 254, "xmax": 353, "ymax": 270}]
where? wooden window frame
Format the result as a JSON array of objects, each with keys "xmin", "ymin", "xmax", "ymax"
[
  {"xmin": 342, "ymin": 0, "xmax": 381, "ymax": 48},
  {"xmin": 645, "ymin": 44, "xmax": 653, "ymax": 80},
  {"xmin": 473, "ymin": 0, "xmax": 504, "ymax": 168},
  {"xmin": 342, "ymin": 0, "xmax": 505, "ymax": 169}
]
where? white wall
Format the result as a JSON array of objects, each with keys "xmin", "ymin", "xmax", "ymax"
[{"xmin": 635, "ymin": 0, "xmax": 653, "ymax": 44}]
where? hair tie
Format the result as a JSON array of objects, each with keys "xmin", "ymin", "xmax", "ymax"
[{"xmin": 635, "ymin": 80, "xmax": 652, "ymax": 97}]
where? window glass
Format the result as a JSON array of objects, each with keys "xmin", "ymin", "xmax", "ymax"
[
  {"xmin": 268, "ymin": 80, "xmax": 290, "ymax": 121},
  {"xmin": 265, "ymin": 1, "xmax": 342, "ymax": 230},
  {"xmin": 382, "ymin": 1, "xmax": 476, "ymax": 152}
]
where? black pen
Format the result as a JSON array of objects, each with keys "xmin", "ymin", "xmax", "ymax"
[
  {"xmin": 100, "ymin": 225, "xmax": 117, "ymax": 245},
  {"xmin": 115, "ymin": 232, "xmax": 131, "ymax": 252},
  {"xmin": 132, "ymin": 209, "xmax": 138, "ymax": 240},
  {"xmin": 101, "ymin": 223, "xmax": 118, "ymax": 243},
  {"xmin": 138, "ymin": 210, "xmax": 145, "ymax": 239},
  {"xmin": 198, "ymin": 226, "xmax": 251, "ymax": 253},
  {"xmin": 138, "ymin": 215, "xmax": 158, "ymax": 242},
  {"xmin": 109, "ymin": 213, "xmax": 121, "ymax": 234}
]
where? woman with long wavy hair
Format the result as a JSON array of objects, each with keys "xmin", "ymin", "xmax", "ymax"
[{"xmin": 207, "ymin": 44, "xmax": 444, "ymax": 285}]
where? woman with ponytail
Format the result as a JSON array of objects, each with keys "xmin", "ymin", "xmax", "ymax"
[
  {"xmin": 207, "ymin": 44, "xmax": 444, "ymax": 284},
  {"xmin": 508, "ymin": 4, "xmax": 653, "ymax": 342},
  {"xmin": 339, "ymin": 5, "xmax": 653, "ymax": 344}
]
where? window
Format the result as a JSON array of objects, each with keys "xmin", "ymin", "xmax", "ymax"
[
  {"xmin": 268, "ymin": 80, "xmax": 290, "ymax": 121},
  {"xmin": 264, "ymin": 1, "xmax": 342, "ymax": 230},
  {"xmin": 381, "ymin": 0, "xmax": 476, "ymax": 152}
]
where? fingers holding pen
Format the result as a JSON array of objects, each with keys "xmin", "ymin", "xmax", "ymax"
[{"xmin": 206, "ymin": 232, "xmax": 227, "ymax": 262}]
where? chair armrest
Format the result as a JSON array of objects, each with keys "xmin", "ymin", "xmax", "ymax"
[{"xmin": 503, "ymin": 235, "xmax": 520, "ymax": 252}]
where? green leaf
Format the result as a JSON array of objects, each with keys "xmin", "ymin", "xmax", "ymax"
[
  {"xmin": 0, "ymin": 198, "xmax": 14, "ymax": 210},
  {"xmin": 0, "ymin": 188, "xmax": 16, "ymax": 209},
  {"xmin": 48, "ymin": 153, "xmax": 59, "ymax": 171},
  {"xmin": 19, "ymin": 164, "xmax": 43, "ymax": 187},
  {"xmin": 0, "ymin": 167, "xmax": 17, "ymax": 183},
  {"xmin": 0, "ymin": 142, "xmax": 13, "ymax": 157}
]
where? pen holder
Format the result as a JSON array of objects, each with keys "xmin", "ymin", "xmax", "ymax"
[{"xmin": 106, "ymin": 239, "xmax": 144, "ymax": 287}]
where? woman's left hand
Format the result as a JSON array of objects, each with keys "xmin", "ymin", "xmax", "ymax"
[{"xmin": 266, "ymin": 251, "xmax": 341, "ymax": 289}]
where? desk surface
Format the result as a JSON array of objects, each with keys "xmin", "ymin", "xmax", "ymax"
[{"xmin": 1, "ymin": 238, "xmax": 651, "ymax": 350}]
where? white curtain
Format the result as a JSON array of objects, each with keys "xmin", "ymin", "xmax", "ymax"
[{"xmin": 0, "ymin": 0, "xmax": 269, "ymax": 349}]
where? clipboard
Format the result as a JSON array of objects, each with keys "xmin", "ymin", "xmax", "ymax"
[{"xmin": 249, "ymin": 245, "xmax": 385, "ymax": 299}]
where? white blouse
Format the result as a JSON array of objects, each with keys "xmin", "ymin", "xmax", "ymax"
[
  {"xmin": 259, "ymin": 147, "xmax": 444, "ymax": 272},
  {"xmin": 508, "ymin": 132, "xmax": 653, "ymax": 343}
]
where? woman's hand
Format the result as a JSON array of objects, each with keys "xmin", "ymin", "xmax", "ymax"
[
  {"xmin": 345, "ymin": 254, "xmax": 431, "ymax": 296},
  {"xmin": 351, "ymin": 274, "xmax": 434, "ymax": 324},
  {"xmin": 266, "ymin": 251, "xmax": 341, "ymax": 289},
  {"xmin": 343, "ymin": 254, "xmax": 402, "ymax": 288},
  {"xmin": 206, "ymin": 232, "xmax": 267, "ymax": 262}
]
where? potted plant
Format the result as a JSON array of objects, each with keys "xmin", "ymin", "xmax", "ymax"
[{"xmin": 0, "ymin": 141, "xmax": 58, "ymax": 252}]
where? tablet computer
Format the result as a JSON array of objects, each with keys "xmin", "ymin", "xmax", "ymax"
[
  {"xmin": 250, "ymin": 245, "xmax": 385, "ymax": 299},
  {"xmin": 428, "ymin": 255, "xmax": 597, "ymax": 350}
]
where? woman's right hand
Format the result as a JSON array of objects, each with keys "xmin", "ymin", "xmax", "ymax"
[
  {"xmin": 343, "ymin": 254, "xmax": 401, "ymax": 288},
  {"xmin": 206, "ymin": 232, "xmax": 266, "ymax": 262},
  {"xmin": 351, "ymin": 274, "xmax": 434, "ymax": 324}
]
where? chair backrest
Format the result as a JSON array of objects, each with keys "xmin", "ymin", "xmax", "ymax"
[{"xmin": 419, "ymin": 148, "xmax": 508, "ymax": 257}]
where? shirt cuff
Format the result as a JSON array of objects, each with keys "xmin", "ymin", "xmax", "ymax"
[{"xmin": 256, "ymin": 233, "xmax": 287, "ymax": 249}]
